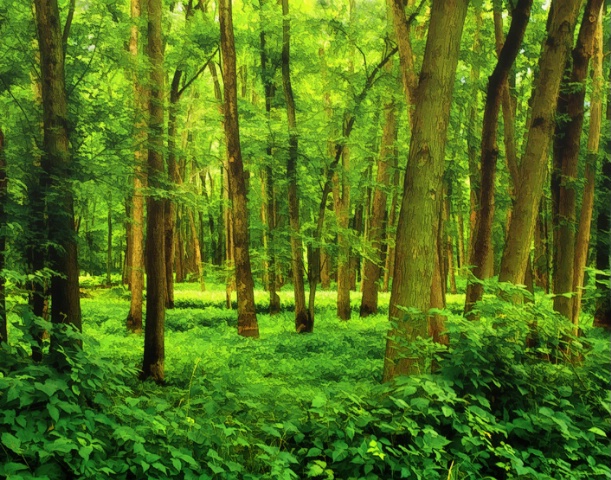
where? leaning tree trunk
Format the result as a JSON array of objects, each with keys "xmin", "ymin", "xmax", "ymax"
[
  {"xmin": 464, "ymin": 0, "xmax": 532, "ymax": 316},
  {"xmin": 142, "ymin": 0, "xmax": 166, "ymax": 382},
  {"xmin": 281, "ymin": 0, "xmax": 310, "ymax": 332},
  {"xmin": 551, "ymin": 0, "xmax": 603, "ymax": 321},
  {"xmin": 220, "ymin": 0, "xmax": 259, "ymax": 338},
  {"xmin": 34, "ymin": 0, "xmax": 82, "ymax": 355},
  {"xmin": 383, "ymin": 0, "xmax": 468, "ymax": 381},
  {"xmin": 499, "ymin": 0, "xmax": 583, "ymax": 286},
  {"xmin": 571, "ymin": 10, "xmax": 603, "ymax": 326}
]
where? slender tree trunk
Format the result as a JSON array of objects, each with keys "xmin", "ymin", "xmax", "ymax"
[
  {"xmin": 499, "ymin": 0, "xmax": 583, "ymax": 286},
  {"xmin": 334, "ymin": 143, "xmax": 352, "ymax": 320},
  {"xmin": 383, "ymin": 0, "xmax": 468, "ymax": 380},
  {"xmin": 34, "ymin": 0, "xmax": 82, "ymax": 353},
  {"xmin": 361, "ymin": 96, "xmax": 397, "ymax": 316},
  {"xmin": 106, "ymin": 196, "xmax": 112, "ymax": 285},
  {"xmin": 126, "ymin": 0, "xmax": 146, "ymax": 333},
  {"xmin": 142, "ymin": 0, "xmax": 166, "ymax": 382},
  {"xmin": 466, "ymin": 7, "xmax": 483, "ymax": 262},
  {"xmin": 551, "ymin": 0, "xmax": 603, "ymax": 321},
  {"xmin": 382, "ymin": 161, "xmax": 399, "ymax": 293},
  {"xmin": 0, "ymin": 127, "xmax": 7, "ymax": 345},
  {"xmin": 220, "ymin": 0, "xmax": 259, "ymax": 337},
  {"xmin": 571, "ymin": 13, "xmax": 603, "ymax": 325},
  {"xmin": 464, "ymin": 0, "xmax": 532, "ymax": 315},
  {"xmin": 281, "ymin": 0, "xmax": 310, "ymax": 332}
]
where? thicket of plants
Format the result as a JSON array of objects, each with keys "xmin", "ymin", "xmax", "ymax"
[{"xmin": 1, "ymin": 283, "xmax": 609, "ymax": 479}]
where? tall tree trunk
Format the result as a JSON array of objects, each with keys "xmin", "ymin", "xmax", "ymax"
[
  {"xmin": 258, "ymin": 0, "xmax": 280, "ymax": 315},
  {"xmin": 551, "ymin": 0, "xmax": 603, "ymax": 321},
  {"xmin": 464, "ymin": 0, "xmax": 532, "ymax": 316},
  {"xmin": 499, "ymin": 0, "xmax": 583, "ymax": 286},
  {"xmin": 334, "ymin": 143, "xmax": 352, "ymax": 320},
  {"xmin": 571, "ymin": 11, "xmax": 603, "ymax": 325},
  {"xmin": 361, "ymin": 96, "xmax": 397, "ymax": 316},
  {"xmin": 533, "ymin": 198, "xmax": 551, "ymax": 291},
  {"xmin": 383, "ymin": 0, "xmax": 468, "ymax": 380},
  {"xmin": 106, "ymin": 196, "xmax": 112, "ymax": 285},
  {"xmin": 126, "ymin": 0, "xmax": 146, "ymax": 333},
  {"xmin": 382, "ymin": 161, "xmax": 399, "ymax": 293},
  {"xmin": 0, "ymin": 127, "xmax": 7, "ymax": 345},
  {"xmin": 281, "ymin": 0, "xmax": 310, "ymax": 332},
  {"xmin": 142, "ymin": 0, "xmax": 166, "ymax": 382},
  {"xmin": 220, "ymin": 0, "xmax": 259, "ymax": 337},
  {"xmin": 34, "ymin": 0, "xmax": 82, "ymax": 354}
]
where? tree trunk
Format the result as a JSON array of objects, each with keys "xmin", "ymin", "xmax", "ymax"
[
  {"xmin": 571, "ymin": 13, "xmax": 602, "ymax": 324},
  {"xmin": 334, "ymin": 143, "xmax": 352, "ymax": 320},
  {"xmin": 281, "ymin": 0, "xmax": 310, "ymax": 332},
  {"xmin": 360, "ymin": 96, "xmax": 397, "ymax": 316},
  {"xmin": 499, "ymin": 0, "xmax": 582, "ymax": 286},
  {"xmin": 220, "ymin": 0, "xmax": 259, "ymax": 337},
  {"xmin": 551, "ymin": 0, "xmax": 603, "ymax": 321},
  {"xmin": 464, "ymin": 0, "xmax": 532, "ymax": 316},
  {"xmin": 34, "ymin": 0, "xmax": 82, "ymax": 354},
  {"xmin": 142, "ymin": 0, "xmax": 166, "ymax": 382},
  {"xmin": 383, "ymin": 0, "xmax": 468, "ymax": 380}
]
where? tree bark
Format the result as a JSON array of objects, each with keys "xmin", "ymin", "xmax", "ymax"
[
  {"xmin": 383, "ymin": 0, "xmax": 468, "ymax": 380},
  {"xmin": 281, "ymin": 0, "xmax": 310, "ymax": 332},
  {"xmin": 551, "ymin": 0, "xmax": 603, "ymax": 320},
  {"xmin": 142, "ymin": 0, "xmax": 166, "ymax": 382},
  {"xmin": 464, "ymin": 0, "xmax": 532, "ymax": 316},
  {"xmin": 220, "ymin": 0, "xmax": 259, "ymax": 337},
  {"xmin": 571, "ymin": 10, "xmax": 603, "ymax": 325},
  {"xmin": 34, "ymin": 0, "xmax": 82, "ymax": 353},
  {"xmin": 499, "ymin": 0, "xmax": 583, "ymax": 286},
  {"xmin": 360, "ymin": 96, "xmax": 397, "ymax": 316}
]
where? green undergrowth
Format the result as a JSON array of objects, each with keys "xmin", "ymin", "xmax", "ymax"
[{"xmin": 0, "ymin": 283, "xmax": 609, "ymax": 479}]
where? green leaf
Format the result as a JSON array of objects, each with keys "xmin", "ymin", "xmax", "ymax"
[
  {"xmin": 307, "ymin": 460, "xmax": 326, "ymax": 477},
  {"xmin": 588, "ymin": 427, "xmax": 607, "ymax": 437},
  {"xmin": 1, "ymin": 432, "xmax": 22, "ymax": 453},
  {"xmin": 48, "ymin": 404, "xmax": 60, "ymax": 423}
]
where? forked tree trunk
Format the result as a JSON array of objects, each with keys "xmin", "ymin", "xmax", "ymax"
[
  {"xmin": 34, "ymin": 0, "xmax": 82, "ymax": 355},
  {"xmin": 464, "ymin": 0, "xmax": 532, "ymax": 316},
  {"xmin": 142, "ymin": 0, "xmax": 166, "ymax": 382},
  {"xmin": 220, "ymin": 0, "xmax": 259, "ymax": 337},
  {"xmin": 499, "ymin": 0, "xmax": 583, "ymax": 286},
  {"xmin": 383, "ymin": 0, "xmax": 468, "ymax": 380},
  {"xmin": 551, "ymin": 0, "xmax": 603, "ymax": 321}
]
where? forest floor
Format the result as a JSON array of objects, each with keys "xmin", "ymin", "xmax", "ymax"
[{"xmin": 2, "ymin": 279, "xmax": 609, "ymax": 479}]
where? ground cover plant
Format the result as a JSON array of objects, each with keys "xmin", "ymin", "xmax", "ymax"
[{"xmin": 1, "ymin": 282, "xmax": 609, "ymax": 479}]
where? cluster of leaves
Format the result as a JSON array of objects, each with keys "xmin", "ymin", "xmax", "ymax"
[{"xmin": 1, "ymin": 286, "xmax": 609, "ymax": 479}]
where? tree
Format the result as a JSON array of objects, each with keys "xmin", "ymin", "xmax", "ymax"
[
  {"xmin": 126, "ymin": 0, "xmax": 146, "ymax": 333},
  {"xmin": 281, "ymin": 0, "xmax": 310, "ymax": 332},
  {"xmin": 34, "ymin": 0, "xmax": 82, "ymax": 353},
  {"xmin": 383, "ymin": 0, "xmax": 468, "ymax": 380},
  {"xmin": 464, "ymin": 0, "xmax": 533, "ymax": 316},
  {"xmin": 551, "ymin": 0, "xmax": 603, "ymax": 322},
  {"xmin": 219, "ymin": 0, "xmax": 259, "ymax": 338},
  {"xmin": 498, "ymin": 0, "xmax": 583, "ymax": 286},
  {"xmin": 142, "ymin": 0, "xmax": 166, "ymax": 382}
]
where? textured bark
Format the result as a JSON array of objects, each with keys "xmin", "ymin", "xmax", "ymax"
[
  {"xmin": 384, "ymin": 0, "xmax": 468, "ymax": 380},
  {"xmin": 499, "ymin": 0, "xmax": 583, "ymax": 286},
  {"xmin": 464, "ymin": 0, "xmax": 532, "ymax": 316},
  {"xmin": 551, "ymin": 0, "xmax": 603, "ymax": 321},
  {"xmin": 142, "ymin": 0, "xmax": 166, "ymax": 382},
  {"xmin": 220, "ymin": 0, "xmax": 259, "ymax": 337},
  {"xmin": 571, "ymin": 12, "xmax": 603, "ymax": 325},
  {"xmin": 258, "ymin": 7, "xmax": 280, "ymax": 314},
  {"xmin": 361, "ymin": 97, "xmax": 397, "ymax": 316},
  {"xmin": 34, "ymin": 0, "xmax": 82, "ymax": 351},
  {"xmin": 382, "ymin": 162, "xmax": 399, "ymax": 292},
  {"xmin": 0, "ymin": 127, "xmax": 6, "ymax": 345},
  {"xmin": 466, "ymin": 7, "xmax": 483, "ymax": 262},
  {"xmin": 334, "ymin": 144, "xmax": 352, "ymax": 321},
  {"xmin": 281, "ymin": 0, "xmax": 310, "ymax": 332}
]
